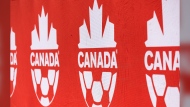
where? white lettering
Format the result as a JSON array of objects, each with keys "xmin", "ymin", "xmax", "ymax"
[
  {"xmin": 144, "ymin": 51, "xmax": 153, "ymax": 70},
  {"xmin": 78, "ymin": 51, "xmax": 118, "ymax": 68},
  {"xmin": 30, "ymin": 52, "xmax": 59, "ymax": 67},
  {"xmin": 144, "ymin": 51, "xmax": 179, "ymax": 71}
]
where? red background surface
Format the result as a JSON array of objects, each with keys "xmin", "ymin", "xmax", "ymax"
[
  {"xmin": 0, "ymin": 0, "xmax": 10, "ymax": 106},
  {"xmin": 10, "ymin": 0, "xmax": 179, "ymax": 106}
]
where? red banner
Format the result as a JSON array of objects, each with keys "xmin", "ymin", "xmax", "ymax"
[{"xmin": 10, "ymin": 0, "xmax": 180, "ymax": 107}]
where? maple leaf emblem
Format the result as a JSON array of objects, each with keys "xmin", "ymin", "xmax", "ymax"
[
  {"xmin": 145, "ymin": 0, "xmax": 179, "ymax": 47},
  {"xmin": 11, "ymin": 28, "xmax": 16, "ymax": 50},
  {"xmin": 31, "ymin": 7, "xmax": 58, "ymax": 50},
  {"xmin": 78, "ymin": 0, "xmax": 116, "ymax": 49}
]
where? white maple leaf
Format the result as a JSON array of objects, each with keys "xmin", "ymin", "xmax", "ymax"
[
  {"xmin": 78, "ymin": 0, "xmax": 116, "ymax": 49},
  {"xmin": 10, "ymin": 28, "xmax": 16, "ymax": 50},
  {"xmin": 145, "ymin": 0, "xmax": 179, "ymax": 47},
  {"xmin": 31, "ymin": 7, "xmax": 58, "ymax": 50}
]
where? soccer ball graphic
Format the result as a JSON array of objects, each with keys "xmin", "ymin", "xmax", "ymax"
[
  {"xmin": 31, "ymin": 69, "xmax": 59, "ymax": 106},
  {"xmin": 79, "ymin": 71, "xmax": 117, "ymax": 107},
  {"xmin": 10, "ymin": 67, "xmax": 17, "ymax": 97},
  {"xmin": 146, "ymin": 74, "xmax": 179, "ymax": 107}
]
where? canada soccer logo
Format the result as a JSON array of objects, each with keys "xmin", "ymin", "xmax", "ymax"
[
  {"xmin": 78, "ymin": 0, "xmax": 118, "ymax": 107},
  {"xmin": 144, "ymin": 0, "xmax": 180, "ymax": 107},
  {"xmin": 30, "ymin": 7, "xmax": 59, "ymax": 106},
  {"xmin": 10, "ymin": 28, "xmax": 17, "ymax": 97}
]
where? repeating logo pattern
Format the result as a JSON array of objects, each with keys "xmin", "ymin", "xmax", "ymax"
[
  {"xmin": 30, "ymin": 7, "xmax": 60, "ymax": 106},
  {"xmin": 10, "ymin": 28, "xmax": 17, "ymax": 97},
  {"xmin": 9, "ymin": 0, "xmax": 181, "ymax": 106},
  {"xmin": 78, "ymin": 0, "xmax": 117, "ymax": 107},
  {"xmin": 144, "ymin": 0, "xmax": 180, "ymax": 107}
]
